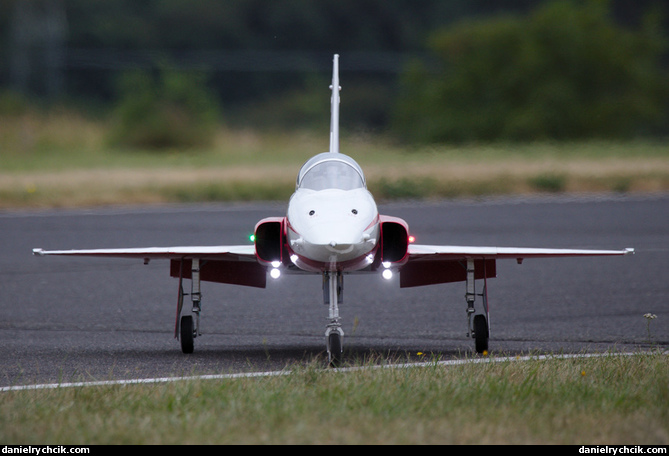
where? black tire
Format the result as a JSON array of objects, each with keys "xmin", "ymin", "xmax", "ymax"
[
  {"xmin": 328, "ymin": 333, "xmax": 342, "ymax": 367},
  {"xmin": 180, "ymin": 315, "xmax": 194, "ymax": 354},
  {"xmin": 473, "ymin": 314, "xmax": 489, "ymax": 354}
]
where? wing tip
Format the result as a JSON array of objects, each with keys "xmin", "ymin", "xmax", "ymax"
[
  {"xmin": 624, "ymin": 248, "xmax": 635, "ymax": 255},
  {"xmin": 32, "ymin": 248, "xmax": 44, "ymax": 256}
]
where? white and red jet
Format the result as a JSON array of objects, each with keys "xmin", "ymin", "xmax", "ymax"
[{"xmin": 33, "ymin": 55, "xmax": 634, "ymax": 365}]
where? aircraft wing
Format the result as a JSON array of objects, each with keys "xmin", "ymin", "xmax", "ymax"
[
  {"xmin": 33, "ymin": 245, "xmax": 269, "ymax": 288},
  {"xmin": 32, "ymin": 245, "xmax": 256, "ymax": 260},
  {"xmin": 398, "ymin": 244, "xmax": 634, "ymax": 288},
  {"xmin": 407, "ymin": 244, "xmax": 634, "ymax": 260}
]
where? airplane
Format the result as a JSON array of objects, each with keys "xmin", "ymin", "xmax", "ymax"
[{"xmin": 32, "ymin": 54, "xmax": 634, "ymax": 366}]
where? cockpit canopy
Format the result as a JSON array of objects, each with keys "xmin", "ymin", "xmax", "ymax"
[{"xmin": 296, "ymin": 153, "xmax": 366, "ymax": 191}]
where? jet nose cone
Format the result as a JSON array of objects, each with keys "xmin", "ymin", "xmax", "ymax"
[
  {"xmin": 307, "ymin": 225, "xmax": 358, "ymax": 247},
  {"xmin": 328, "ymin": 240, "xmax": 354, "ymax": 254}
]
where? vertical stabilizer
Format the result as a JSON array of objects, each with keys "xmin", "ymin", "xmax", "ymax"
[{"xmin": 329, "ymin": 54, "xmax": 340, "ymax": 154}]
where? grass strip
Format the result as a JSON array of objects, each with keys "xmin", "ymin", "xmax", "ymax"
[
  {"xmin": 1, "ymin": 351, "xmax": 666, "ymax": 444},
  {"xmin": 1, "ymin": 118, "xmax": 668, "ymax": 208}
]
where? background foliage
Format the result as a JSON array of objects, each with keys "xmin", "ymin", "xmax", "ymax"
[
  {"xmin": 109, "ymin": 68, "xmax": 220, "ymax": 149},
  {"xmin": 1, "ymin": 0, "xmax": 667, "ymax": 144},
  {"xmin": 393, "ymin": 0, "xmax": 669, "ymax": 142}
]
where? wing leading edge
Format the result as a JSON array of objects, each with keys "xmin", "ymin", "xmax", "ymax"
[
  {"xmin": 408, "ymin": 244, "xmax": 634, "ymax": 259},
  {"xmin": 32, "ymin": 245, "xmax": 256, "ymax": 259}
]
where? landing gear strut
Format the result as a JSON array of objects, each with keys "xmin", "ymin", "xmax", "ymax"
[
  {"xmin": 465, "ymin": 259, "xmax": 490, "ymax": 354},
  {"xmin": 175, "ymin": 258, "xmax": 202, "ymax": 354},
  {"xmin": 323, "ymin": 271, "xmax": 344, "ymax": 367}
]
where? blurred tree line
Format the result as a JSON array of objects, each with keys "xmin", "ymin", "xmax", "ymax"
[
  {"xmin": 394, "ymin": 0, "xmax": 669, "ymax": 142},
  {"xmin": 1, "ymin": 0, "xmax": 667, "ymax": 146}
]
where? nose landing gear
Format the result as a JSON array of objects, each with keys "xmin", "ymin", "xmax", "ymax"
[{"xmin": 323, "ymin": 271, "xmax": 344, "ymax": 367}]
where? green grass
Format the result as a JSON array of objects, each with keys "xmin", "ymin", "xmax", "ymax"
[
  {"xmin": 1, "ymin": 352, "xmax": 667, "ymax": 444},
  {"xmin": 1, "ymin": 109, "xmax": 668, "ymax": 208}
]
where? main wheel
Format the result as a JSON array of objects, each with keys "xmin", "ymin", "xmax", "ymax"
[
  {"xmin": 180, "ymin": 315, "xmax": 195, "ymax": 354},
  {"xmin": 473, "ymin": 314, "xmax": 489, "ymax": 354},
  {"xmin": 327, "ymin": 333, "xmax": 342, "ymax": 367}
]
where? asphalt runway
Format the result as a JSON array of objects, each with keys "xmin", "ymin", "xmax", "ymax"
[{"xmin": 1, "ymin": 194, "xmax": 667, "ymax": 387}]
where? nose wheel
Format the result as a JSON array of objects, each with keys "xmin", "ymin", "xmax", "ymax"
[
  {"xmin": 326, "ymin": 328, "xmax": 343, "ymax": 367},
  {"xmin": 324, "ymin": 271, "xmax": 344, "ymax": 367}
]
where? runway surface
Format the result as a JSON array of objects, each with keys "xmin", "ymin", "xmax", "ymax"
[{"xmin": 1, "ymin": 194, "xmax": 667, "ymax": 387}]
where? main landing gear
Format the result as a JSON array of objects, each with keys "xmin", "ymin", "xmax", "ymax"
[
  {"xmin": 465, "ymin": 259, "xmax": 490, "ymax": 354},
  {"xmin": 323, "ymin": 271, "xmax": 344, "ymax": 367},
  {"xmin": 175, "ymin": 258, "xmax": 201, "ymax": 354}
]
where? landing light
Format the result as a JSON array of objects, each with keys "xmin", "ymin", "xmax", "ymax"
[
  {"xmin": 408, "ymin": 235, "xmax": 416, "ymax": 244},
  {"xmin": 382, "ymin": 262, "xmax": 393, "ymax": 280},
  {"xmin": 270, "ymin": 261, "xmax": 281, "ymax": 279}
]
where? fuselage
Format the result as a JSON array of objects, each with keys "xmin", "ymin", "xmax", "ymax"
[{"xmin": 285, "ymin": 153, "xmax": 380, "ymax": 272}]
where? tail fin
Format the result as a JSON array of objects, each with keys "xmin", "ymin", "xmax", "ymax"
[{"xmin": 329, "ymin": 54, "xmax": 340, "ymax": 154}]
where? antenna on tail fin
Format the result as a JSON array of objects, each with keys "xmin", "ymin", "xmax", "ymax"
[{"xmin": 329, "ymin": 54, "xmax": 340, "ymax": 154}]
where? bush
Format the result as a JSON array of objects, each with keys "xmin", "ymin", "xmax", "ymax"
[
  {"xmin": 393, "ymin": 0, "xmax": 669, "ymax": 143},
  {"xmin": 0, "ymin": 90, "xmax": 32, "ymax": 116},
  {"xmin": 109, "ymin": 68, "xmax": 220, "ymax": 149}
]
